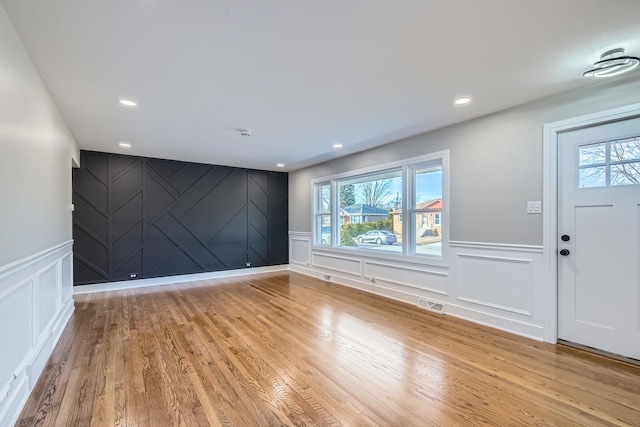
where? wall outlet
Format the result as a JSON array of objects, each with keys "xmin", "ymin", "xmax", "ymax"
[
  {"xmin": 323, "ymin": 274, "xmax": 332, "ymax": 281},
  {"xmin": 246, "ymin": 262, "xmax": 251, "ymax": 267},
  {"xmin": 129, "ymin": 273, "xmax": 137, "ymax": 278}
]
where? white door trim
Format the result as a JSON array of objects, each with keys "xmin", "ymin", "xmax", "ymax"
[{"xmin": 542, "ymin": 102, "xmax": 640, "ymax": 343}]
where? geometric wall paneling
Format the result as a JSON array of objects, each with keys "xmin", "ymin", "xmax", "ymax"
[
  {"xmin": 72, "ymin": 151, "xmax": 288, "ymax": 285},
  {"xmin": 268, "ymin": 172, "xmax": 289, "ymax": 265},
  {"xmin": 72, "ymin": 192, "xmax": 108, "ymax": 242},
  {"xmin": 72, "ymin": 224, "xmax": 108, "ymax": 280},
  {"xmin": 209, "ymin": 207, "xmax": 249, "ymax": 269},
  {"xmin": 73, "ymin": 152, "xmax": 108, "ymax": 212},
  {"xmin": 152, "ymin": 213, "xmax": 222, "ymax": 271},
  {"xmin": 249, "ymin": 170, "xmax": 270, "ymax": 267},
  {"xmin": 110, "ymin": 158, "xmax": 143, "ymax": 207},
  {"xmin": 111, "ymin": 249, "xmax": 143, "ymax": 282}
]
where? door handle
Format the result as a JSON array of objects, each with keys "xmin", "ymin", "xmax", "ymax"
[{"xmin": 559, "ymin": 249, "xmax": 570, "ymax": 256}]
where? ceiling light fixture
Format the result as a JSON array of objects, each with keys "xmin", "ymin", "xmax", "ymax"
[
  {"xmin": 333, "ymin": 143, "xmax": 343, "ymax": 148},
  {"xmin": 118, "ymin": 142, "xmax": 132, "ymax": 149},
  {"xmin": 239, "ymin": 129, "xmax": 252, "ymax": 137},
  {"xmin": 276, "ymin": 163, "xmax": 285, "ymax": 168},
  {"xmin": 583, "ymin": 48, "xmax": 640, "ymax": 78},
  {"xmin": 118, "ymin": 98, "xmax": 137, "ymax": 107},
  {"xmin": 454, "ymin": 97, "xmax": 471, "ymax": 106}
]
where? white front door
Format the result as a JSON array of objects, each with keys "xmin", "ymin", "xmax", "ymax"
[{"xmin": 558, "ymin": 116, "xmax": 640, "ymax": 360}]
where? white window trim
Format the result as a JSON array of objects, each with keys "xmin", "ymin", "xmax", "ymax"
[
  {"xmin": 310, "ymin": 150, "xmax": 450, "ymax": 267},
  {"xmin": 314, "ymin": 181, "xmax": 331, "ymax": 245}
]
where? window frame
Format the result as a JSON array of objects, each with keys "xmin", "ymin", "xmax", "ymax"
[
  {"xmin": 311, "ymin": 150, "xmax": 449, "ymax": 266},
  {"xmin": 314, "ymin": 181, "xmax": 333, "ymax": 245}
]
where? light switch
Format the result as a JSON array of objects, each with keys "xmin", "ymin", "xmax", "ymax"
[{"xmin": 527, "ymin": 201, "xmax": 541, "ymax": 214}]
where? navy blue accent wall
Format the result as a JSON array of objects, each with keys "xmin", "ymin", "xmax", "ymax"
[{"xmin": 72, "ymin": 151, "xmax": 288, "ymax": 285}]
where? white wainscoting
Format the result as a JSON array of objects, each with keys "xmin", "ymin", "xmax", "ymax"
[
  {"xmin": 289, "ymin": 233, "xmax": 547, "ymax": 342},
  {"xmin": 288, "ymin": 231, "xmax": 315, "ymax": 276},
  {"xmin": 0, "ymin": 241, "xmax": 74, "ymax": 427}
]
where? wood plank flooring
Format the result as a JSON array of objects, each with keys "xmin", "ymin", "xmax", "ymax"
[{"xmin": 16, "ymin": 271, "xmax": 640, "ymax": 426}]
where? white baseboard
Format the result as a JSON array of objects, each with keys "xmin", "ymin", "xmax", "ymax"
[
  {"xmin": 0, "ymin": 241, "xmax": 74, "ymax": 427},
  {"xmin": 73, "ymin": 265, "xmax": 290, "ymax": 295}
]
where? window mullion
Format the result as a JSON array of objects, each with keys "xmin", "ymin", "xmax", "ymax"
[
  {"xmin": 331, "ymin": 180, "xmax": 338, "ymax": 246},
  {"xmin": 402, "ymin": 165, "xmax": 412, "ymax": 255},
  {"xmin": 606, "ymin": 141, "xmax": 611, "ymax": 186}
]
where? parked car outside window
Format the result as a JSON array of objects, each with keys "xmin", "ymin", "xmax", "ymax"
[{"xmin": 356, "ymin": 230, "xmax": 397, "ymax": 245}]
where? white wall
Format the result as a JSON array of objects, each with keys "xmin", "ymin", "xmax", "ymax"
[
  {"xmin": 0, "ymin": 3, "xmax": 79, "ymax": 267},
  {"xmin": 289, "ymin": 75, "xmax": 640, "ymax": 343},
  {"xmin": 0, "ymin": 4, "xmax": 77, "ymax": 426}
]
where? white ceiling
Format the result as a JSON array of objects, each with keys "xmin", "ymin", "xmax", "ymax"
[{"xmin": 3, "ymin": 0, "xmax": 640, "ymax": 171}]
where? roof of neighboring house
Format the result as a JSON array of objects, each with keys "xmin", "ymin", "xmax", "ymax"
[
  {"xmin": 390, "ymin": 198, "xmax": 442, "ymax": 214},
  {"xmin": 340, "ymin": 204, "xmax": 389, "ymax": 216}
]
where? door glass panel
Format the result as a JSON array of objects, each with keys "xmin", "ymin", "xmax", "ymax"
[
  {"xmin": 577, "ymin": 136, "xmax": 640, "ymax": 188},
  {"xmin": 579, "ymin": 167, "xmax": 606, "ymax": 188},
  {"xmin": 611, "ymin": 138, "xmax": 640, "ymax": 162},
  {"xmin": 611, "ymin": 162, "xmax": 640, "ymax": 186},
  {"xmin": 579, "ymin": 143, "xmax": 606, "ymax": 166}
]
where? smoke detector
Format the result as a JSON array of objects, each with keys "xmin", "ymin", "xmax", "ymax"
[
  {"xmin": 583, "ymin": 48, "xmax": 640, "ymax": 78},
  {"xmin": 239, "ymin": 129, "xmax": 252, "ymax": 137}
]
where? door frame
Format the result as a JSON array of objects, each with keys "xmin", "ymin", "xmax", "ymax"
[{"xmin": 542, "ymin": 102, "xmax": 640, "ymax": 344}]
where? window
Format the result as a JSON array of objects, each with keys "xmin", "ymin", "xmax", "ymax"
[
  {"xmin": 315, "ymin": 183, "xmax": 331, "ymax": 245},
  {"xmin": 313, "ymin": 151, "xmax": 448, "ymax": 260},
  {"xmin": 411, "ymin": 160, "xmax": 443, "ymax": 256},
  {"xmin": 578, "ymin": 136, "xmax": 640, "ymax": 188},
  {"xmin": 337, "ymin": 169, "xmax": 402, "ymax": 252}
]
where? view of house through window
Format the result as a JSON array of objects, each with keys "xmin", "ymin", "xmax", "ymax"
[
  {"xmin": 412, "ymin": 162, "xmax": 443, "ymax": 255},
  {"xmin": 314, "ymin": 151, "xmax": 446, "ymax": 258},
  {"xmin": 338, "ymin": 170, "xmax": 402, "ymax": 252}
]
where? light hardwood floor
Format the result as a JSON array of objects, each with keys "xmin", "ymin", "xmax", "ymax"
[{"xmin": 16, "ymin": 271, "xmax": 640, "ymax": 426}]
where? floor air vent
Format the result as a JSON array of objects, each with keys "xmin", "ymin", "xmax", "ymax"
[{"xmin": 417, "ymin": 298, "xmax": 444, "ymax": 314}]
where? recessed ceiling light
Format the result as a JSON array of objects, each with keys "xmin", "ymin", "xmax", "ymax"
[
  {"xmin": 276, "ymin": 163, "xmax": 285, "ymax": 168},
  {"xmin": 118, "ymin": 142, "xmax": 132, "ymax": 149},
  {"xmin": 333, "ymin": 143, "xmax": 343, "ymax": 149},
  {"xmin": 454, "ymin": 97, "xmax": 472, "ymax": 106},
  {"xmin": 118, "ymin": 98, "xmax": 137, "ymax": 107},
  {"xmin": 583, "ymin": 48, "xmax": 640, "ymax": 78}
]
